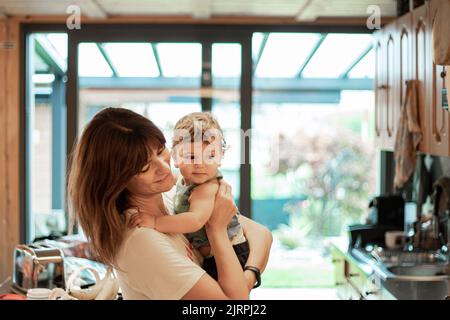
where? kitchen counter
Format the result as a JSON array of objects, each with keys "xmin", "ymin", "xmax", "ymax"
[
  {"xmin": 329, "ymin": 238, "xmax": 373, "ymax": 276},
  {"xmin": 330, "ymin": 238, "xmax": 450, "ymax": 300},
  {"xmin": 330, "ymin": 238, "xmax": 395, "ymax": 300}
]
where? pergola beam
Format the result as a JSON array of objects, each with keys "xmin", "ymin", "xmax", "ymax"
[
  {"xmin": 96, "ymin": 43, "xmax": 118, "ymax": 77},
  {"xmin": 297, "ymin": 33, "xmax": 326, "ymax": 78},
  {"xmin": 151, "ymin": 43, "xmax": 163, "ymax": 77},
  {"xmin": 340, "ymin": 44, "xmax": 373, "ymax": 78},
  {"xmin": 78, "ymin": 76, "xmax": 373, "ymax": 91},
  {"xmin": 252, "ymin": 33, "xmax": 269, "ymax": 75},
  {"xmin": 34, "ymin": 34, "xmax": 66, "ymax": 75}
]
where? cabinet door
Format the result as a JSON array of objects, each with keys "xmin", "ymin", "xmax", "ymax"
[
  {"xmin": 398, "ymin": 12, "xmax": 413, "ymax": 136},
  {"xmin": 413, "ymin": 5, "xmax": 431, "ymax": 153},
  {"xmin": 427, "ymin": 2, "xmax": 449, "ymax": 156},
  {"xmin": 374, "ymin": 30, "xmax": 386, "ymax": 148},
  {"xmin": 331, "ymin": 248, "xmax": 345, "ymax": 287},
  {"xmin": 362, "ymin": 275, "xmax": 382, "ymax": 300},
  {"xmin": 384, "ymin": 24, "xmax": 399, "ymax": 151},
  {"xmin": 331, "ymin": 248, "xmax": 346, "ymax": 299}
]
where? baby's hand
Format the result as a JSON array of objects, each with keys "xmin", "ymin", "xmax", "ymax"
[{"xmin": 128, "ymin": 212, "xmax": 156, "ymax": 229}]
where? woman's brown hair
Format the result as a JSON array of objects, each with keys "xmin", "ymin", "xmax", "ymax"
[{"xmin": 67, "ymin": 107, "xmax": 166, "ymax": 266}]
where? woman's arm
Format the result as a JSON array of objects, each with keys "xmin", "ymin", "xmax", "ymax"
[
  {"xmin": 239, "ymin": 215, "xmax": 273, "ymax": 290},
  {"xmin": 182, "ymin": 181, "xmax": 249, "ymax": 300}
]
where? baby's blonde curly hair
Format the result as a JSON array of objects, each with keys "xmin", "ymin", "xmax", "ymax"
[{"xmin": 172, "ymin": 112, "xmax": 226, "ymax": 150}]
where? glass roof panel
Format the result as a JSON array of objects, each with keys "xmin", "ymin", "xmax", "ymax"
[
  {"xmin": 156, "ymin": 43, "xmax": 201, "ymax": 77},
  {"xmin": 347, "ymin": 48, "xmax": 374, "ymax": 78},
  {"xmin": 302, "ymin": 34, "xmax": 373, "ymax": 78},
  {"xmin": 255, "ymin": 33, "xmax": 322, "ymax": 78},
  {"xmin": 102, "ymin": 43, "xmax": 160, "ymax": 77},
  {"xmin": 78, "ymin": 43, "xmax": 113, "ymax": 77},
  {"xmin": 212, "ymin": 43, "xmax": 241, "ymax": 78},
  {"xmin": 34, "ymin": 52, "xmax": 49, "ymax": 73},
  {"xmin": 46, "ymin": 33, "xmax": 68, "ymax": 61}
]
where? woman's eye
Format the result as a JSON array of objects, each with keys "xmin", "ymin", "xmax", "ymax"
[{"xmin": 141, "ymin": 162, "xmax": 152, "ymax": 172}]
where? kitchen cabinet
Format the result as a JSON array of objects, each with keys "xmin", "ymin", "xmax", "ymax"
[
  {"xmin": 375, "ymin": 2, "xmax": 450, "ymax": 156},
  {"xmin": 421, "ymin": 2, "xmax": 449, "ymax": 156},
  {"xmin": 374, "ymin": 19, "xmax": 401, "ymax": 151},
  {"xmin": 330, "ymin": 242, "xmax": 393, "ymax": 300},
  {"xmin": 413, "ymin": 4, "xmax": 431, "ymax": 153},
  {"xmin": 373, "ymin": 29, "xmax": 385, "ymax": 149},
  {"xmin": 331, "ymin": 245, "xmax": 372, "ymax": 300},
  {"xmin": 331, "ymin": 247, "xmax": 346, "ymax": 299}
]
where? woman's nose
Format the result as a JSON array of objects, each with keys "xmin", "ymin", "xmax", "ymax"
[{"xmin": 155, "ymin": 157, "xmax": 170, "ymax": 175}]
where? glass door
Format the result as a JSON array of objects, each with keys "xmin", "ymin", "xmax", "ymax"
[
  {"xmin": 77, "ymin": 41, "xmax": 203, "ymax": 144},
  {"xmin": 74, "ymin": 38, "xmax": 245, "ymax": 208}
]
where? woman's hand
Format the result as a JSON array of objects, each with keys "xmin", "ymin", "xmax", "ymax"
[
  {"xmin": 205, "ymin": 180, "xmax": 238, "ymax": 232},
  {"xmin": 128, "ymin": 211, "xmax": 156, "ymax": 229}
]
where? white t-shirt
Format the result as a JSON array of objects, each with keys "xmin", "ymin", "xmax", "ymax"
[{"xmin": 114, "ymin": 187, "xmax": 206, "ymax": 300}]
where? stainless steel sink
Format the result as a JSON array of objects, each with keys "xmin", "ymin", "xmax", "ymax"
[
  {"xmin": 387, "ymin": 264, "xmax": 450, "ymax": 278},
  {"xmin": 365, "ymin": 249, "xmax": 450, "ymax": 299},
  {"xmin": 371, "ymin": 249, "xmax": 448, "ymax": 266}
]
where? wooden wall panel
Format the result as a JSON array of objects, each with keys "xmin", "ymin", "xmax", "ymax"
[
  {"xmin": 0, "ymin": 19, "xmax": 8, "ymax": 283},
  {"xmin": 0, "ymin": 18, "xmax": 20, "ymax": 283}
]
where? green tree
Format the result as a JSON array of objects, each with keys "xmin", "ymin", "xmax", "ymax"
[{"xmin": 275, "ymin": 127, "xmax": 376, "ymax": 247}]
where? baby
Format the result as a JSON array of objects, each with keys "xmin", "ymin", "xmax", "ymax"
[{"xmin": 130, "ymin": 112, "xmax": 249, "ymax": 280}]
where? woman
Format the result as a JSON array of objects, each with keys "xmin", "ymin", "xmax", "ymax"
[{"xmin": 68, "ymin": 107, "xmax": 272, "ymax": 300}]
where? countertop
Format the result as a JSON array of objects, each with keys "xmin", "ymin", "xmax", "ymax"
[{"xmin": 328, "ymin": 237, "xmax": 374, "ymax": 277}]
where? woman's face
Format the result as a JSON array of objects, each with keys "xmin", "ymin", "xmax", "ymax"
[{"xmin": 126, "ymin": 146, "xmax": 176, "ymax": 196}]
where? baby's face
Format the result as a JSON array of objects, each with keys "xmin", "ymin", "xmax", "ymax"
[{"xmin": 174, "ymin": 141, "xmax": 222, "ymax": 184}]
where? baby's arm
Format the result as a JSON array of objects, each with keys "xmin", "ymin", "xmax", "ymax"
[{"xmin": 131, "ymin": 182, "xmax": 219, "ymax": 234}]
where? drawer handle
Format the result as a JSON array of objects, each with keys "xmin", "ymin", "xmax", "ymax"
[
  {"xmin": 365, "ymin": 290, "xmax": 378, "ymax": 296},
  {"xmin": 335, "ymin": 282, "xmax": 345, "ymax": 286},
  {"xmin": 332, "ymin": 259, "xmax": 341, "ymax": 263},
  {"xmin": 348, "ymin": 273, "xmax": 359, "ymax": 277}
]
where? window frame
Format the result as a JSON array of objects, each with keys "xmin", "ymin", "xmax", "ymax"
[{"xmin": 20, "ymin": 23, "xmax": 371, "ymax": 242}]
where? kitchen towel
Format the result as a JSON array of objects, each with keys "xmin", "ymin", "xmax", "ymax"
[{"xmin": 394, "ymin": 80, "xmax": 422, "ymax": 189}]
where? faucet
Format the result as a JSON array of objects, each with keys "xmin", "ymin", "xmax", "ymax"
[{"xmin": 437, "ymin": 210, "xmax": 450, "ymax": 262}]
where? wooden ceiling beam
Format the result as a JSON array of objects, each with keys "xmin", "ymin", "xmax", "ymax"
[
  {"xmin": 13, "ymin": 14, "xmax": 394, "ymax": 26},
  {"xmin": 78, "ymin": 0, "xmax": 107, "ymax": 19},
  {"xmin": 191, "ymin": 0, "xmax": 212, "ymax": 20}
]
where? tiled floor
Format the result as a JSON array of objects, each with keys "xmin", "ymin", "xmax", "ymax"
[{"xmin": 250, "ymin": 288, "xmax": 339, "ymax": 300}]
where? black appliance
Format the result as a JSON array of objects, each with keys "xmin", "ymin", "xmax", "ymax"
[
  {"xmin": 348, "ymin": 195, "xmax": 405, "ymax": 248},
  {"xmin": 368, "ymin": 194, "xmax": 405, "ymax": 229}
]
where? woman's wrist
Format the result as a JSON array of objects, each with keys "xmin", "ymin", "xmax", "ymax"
[
  {"xmin": 244, "ymin": 270, "xmax": 257, "ymax": 291},
  {"xmin": 205, "ymin": 224, "xmax": 228, "ymax": 240}
]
